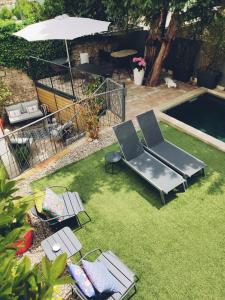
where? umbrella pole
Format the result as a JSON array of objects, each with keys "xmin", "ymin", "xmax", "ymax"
[
  {"xmin": 65, "ymin": 39, "xmax": 75, "ymax": 99},
  {"xmin": 65, "ymin": 39, "xmax": 71, "ymax": 69}
]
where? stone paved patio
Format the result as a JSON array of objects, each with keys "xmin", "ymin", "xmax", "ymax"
[{"xmin": 125, "ymin": 79, "xmax": 198, "ymax": 120}]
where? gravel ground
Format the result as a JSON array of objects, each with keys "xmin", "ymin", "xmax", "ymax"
[{"xmin": 17, "ymin": 127, "xmax": 116, "ymax": 299}]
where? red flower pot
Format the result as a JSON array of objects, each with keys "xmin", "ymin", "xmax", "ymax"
[
  {"xmin": 0, "ymin": 118, "xmax": 4, "ymax": 128},
  {"xmin": 14, "ymin": 230, "xmax": 33, "ymax": 255}
]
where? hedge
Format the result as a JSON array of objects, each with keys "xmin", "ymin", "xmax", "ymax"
[{"xmin": 0, "ymin": 20, "xmax": 65, "ymax": 74}]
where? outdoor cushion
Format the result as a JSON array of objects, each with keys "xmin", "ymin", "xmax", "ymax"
[
  {"xmin": 42, "ymin": 188, "xmax": 65, "ymax": 220},
  {"xmin": 68, "ymin": 263, "xmax": 96, "ymax": 298},
  {"xmin": 5, "ymin": 103, "xmax": 22, "ymax": 113},
  {"xmin": 34, "ymin": 191, "xmax": 45, "ymax": 213},
  {"xmin": 82, "ymin": 259, "xmax": 119, "ymax": 294},
  {"xmin": 8, "ymin": 109, "xmax": 21, "ymax": 118},
  {"xmin": 26, "ymin": 105, "xmax": 38, "ymax": 113}
]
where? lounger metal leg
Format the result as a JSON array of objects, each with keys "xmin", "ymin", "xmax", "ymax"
[
  {"xmin": 84, "ymin": 211, "xmax": 91, "ymax": 223},
  {"xmin": 182, "ymin": 182, "xmax": 187, "ymax": 192},
  {"xmin": 202, "ymin": 168, "xmax": 205, "ymax": 176},
  {"xmin": 76, "ymin": 215, "xmax": 82, "ymax": 229},
  {"xmin": 160, "ymin": 191, "xmax": 165, "ymax": 205}
]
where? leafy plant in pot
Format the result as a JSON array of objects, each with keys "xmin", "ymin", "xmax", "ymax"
[
  {"xmin": 197, "ymin": 13, "xmax": 225, "ymax": 89},
  {"xmin": 0, "ymin": 79, "xmax": 11, "ymax": 128},
  {"xmin": 132, "ymin": 57, "xmax": 146, "ymax": 85},
  {"xmin": 79, "ymin": 100, "xmax": 101, "ymax": 141}
]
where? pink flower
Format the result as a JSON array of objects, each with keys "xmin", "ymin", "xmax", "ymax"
[
  {"xmin": 133, "ymin": 57, "xmax": 143, "ymax": 62},
  {"xmin": 138, "ymin": 60, "xmax": 146, "ymax": 67},
  {"xmin": 133, "ymin": 57, "xmax": 146, "ymax": 67},
  {"xmin": 133, "ymin": 57, "xmax": 139, "ymax": 62}
]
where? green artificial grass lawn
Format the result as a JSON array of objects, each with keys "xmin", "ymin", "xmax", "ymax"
[{"xmin": 32, "ymin": 123, "xmax": 225, "ymax": 300}]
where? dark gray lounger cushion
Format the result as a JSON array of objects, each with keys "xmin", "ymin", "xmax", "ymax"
[
  {"xmin": 113, "ymin": 121, "xmax": 185, "ymax": 194},
  {"xmin": 129, "ymin": 151, "xmax": 184, "ymax": 194},
  {"xmin": 97, "ymin": 251, "xmax": 135, "ymax": 300},
  {"xmin": 150, "ymin": 141, "xmax": 205, "ymax": 178},
  {"xmin": 137, "ymin": 110, "xmax": 205, "ymax": 178},
  {"xmin": 113, "ymin": 120, "xmax": 144, "ymax": 161},
  {"xmin": 137, "ymin": 110, "xmax": 164, "ymax": 147}
]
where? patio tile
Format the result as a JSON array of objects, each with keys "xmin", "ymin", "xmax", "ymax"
[{"xmin": 125, "ymin": 80, "xmax": 198, "ymax": 120}]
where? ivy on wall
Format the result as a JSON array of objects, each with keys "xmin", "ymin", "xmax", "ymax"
[{"xmin": 0, "ymin": 20, "xmax": 65, "ymax": 74}]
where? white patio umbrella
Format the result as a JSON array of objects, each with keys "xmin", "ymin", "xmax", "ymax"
[{"xmin": 13, "ymin": 14, "xmax": 110, "ymax": 70}]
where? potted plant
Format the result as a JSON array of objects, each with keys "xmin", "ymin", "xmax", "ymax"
[
  {"xmin": 0, "ymin": 79, "xmax": 11, "ymax": 127},
  {"xmin": 79, "ymin": 100, "xmax": 100, "ymax": 141},
  {"xmin": 132, "ymin": 57, "xmax": 146, "ymax": 85},
  {"xmin": 197, "ymin": 13, "xmax": 225, "ymax": 89}
]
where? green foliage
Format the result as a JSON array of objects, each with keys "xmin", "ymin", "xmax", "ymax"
[
  {"xmin": 12, "ymin": 0, "xmax": 43, "ymax": 22},
  {"xmin": 0, "ymin": 19, "xmax": 65, "ymax": 73},
  {"xmin": 12, "ymin": 144, "xmax": 31, "ymax": 171},
  {"xmin": 0, "ymin": 6, "xmax": 13, "ymax": 20},
  {"xmin": 0, "ymin": 171, "xmax": 72, "ymax": 299},
  {"xmin": 42, "ymin": 0, "xmax": 65, "ymax": 19},
  {"xmin": 42, "ymin": 0, "xmax": 106, "ymax": 20},
  {"xmin": 0, "ymin": 79, "xmax": 11, "ymax": 117},
  {"xmin": 102, "ymin": 0, "xmax": 138, "ymax": 29},
  {"xmin": 86, "ymin": 78, "xmax": 102, "ymax": 95},
  {"xmin": 200, "ymin": 10, "xmax": 225, "ymax": 70}
]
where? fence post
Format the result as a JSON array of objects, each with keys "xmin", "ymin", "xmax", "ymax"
[{"xmin": 121, "ymin": 82, "xmax": 126, "ymax": 122}]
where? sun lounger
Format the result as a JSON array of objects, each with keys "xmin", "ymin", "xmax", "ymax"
[
  {"xmin": 113, "ymin": 120, "xmax": 186, "ymax": 204},
  {"xmin": 72, "ymin": 248, "xmax": 138, "ymax": 300},
  {"xmin": 31, "ymin": 186, "xmax": 91, "ymax": 232},
  {"xmin": 137, "ymin": 110, "xmax": 206, "ymax": 179}
]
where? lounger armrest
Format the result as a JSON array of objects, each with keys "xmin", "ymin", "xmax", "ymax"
[
  {"xmin": 78, "ymin": 248, "xmax": 102, "ymax": 263},
  {"xmin": 31, "ymin": 205, "xmax": 75, "ymax": 223},
  {"xmin": 47, "ymin": 185, "xmax": 69, "ymax": 192}
]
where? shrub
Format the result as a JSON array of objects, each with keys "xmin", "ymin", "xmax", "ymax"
[
  {"xmin": 0, "ymin": 19, "xmax": 65, "ymax": 73},
  {"xmin": 12, "ymin": 0, "xmax": 43, "ymax": 22},
  {"xmin": 0, "ymin": 172, "xmax": 73, "ymax": 299},
  {"xmin": 0, "ymin": 79, "xmax": 11, "ymax": 117},
  {"xmin": 0, "ymin": 6, "xmax": 13, "ymax": 20}
]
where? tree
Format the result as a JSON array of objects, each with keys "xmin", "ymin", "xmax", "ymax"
[
  {"xmin": 130, "ymin": 0, "xmax": 223, "ymax": 86},
  {"xmin": 12, "ymin": 0, "xmax": 43, "ymax": 21},
  {"xmin": 42, "ymin": 0, "xmax": 107, "ymax": 20}
]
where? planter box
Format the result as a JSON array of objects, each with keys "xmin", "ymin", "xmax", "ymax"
[
  {"xmin": 197, "ymin": 69, "xmax": 222, "ymax": 89},
  {"xmin": 173, "ymin": 66, "xmax": 192, "ymax": 82}
]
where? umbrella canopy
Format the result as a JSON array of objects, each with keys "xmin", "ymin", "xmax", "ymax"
[{"xmin": 13, "ymin": 15, "xmax": 110, "ymax": 41}]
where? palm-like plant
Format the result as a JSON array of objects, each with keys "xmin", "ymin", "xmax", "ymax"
[{"xmin": 0, "ymin": 168, "xmax": 73, "ymax": 299}]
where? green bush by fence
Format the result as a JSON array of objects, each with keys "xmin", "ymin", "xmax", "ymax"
[{"xmin": 0, "ymin": 20, "xmax": 65, "ymax": 74}]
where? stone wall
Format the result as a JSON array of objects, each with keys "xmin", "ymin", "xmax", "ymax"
[
  {"xmin": 0, "ymin": 67, "xmax": 36, "ymax": 104},
  {"xmin": 71, "ymin": 39, "xmax": 118, "ymax": 65}
]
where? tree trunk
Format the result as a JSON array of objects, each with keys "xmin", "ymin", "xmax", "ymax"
[
  {"xmin": 144, "ymin": 9, "xmax": 168, "ymax": 77},
  {"xmin": 148, "ymin": 13, "xmax": 179, "ymax": 87}
]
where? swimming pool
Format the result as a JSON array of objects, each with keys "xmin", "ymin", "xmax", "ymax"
[{"xmin": 165, "ymin": 93, "xmax": 225, "ymax": 143}]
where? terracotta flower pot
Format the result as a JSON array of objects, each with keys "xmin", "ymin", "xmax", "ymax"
[{"xmin": 14, "ymin": 229, "xmax": 33, "ymax": 255}]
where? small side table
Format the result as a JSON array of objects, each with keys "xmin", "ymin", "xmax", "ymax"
[
  {"xmin": 41, "ymin": 226, "xmax": 82, "ymax": 260},
  {"xmin": 105, "ymin": 152, "xmax": 122, "ymax": 174}
]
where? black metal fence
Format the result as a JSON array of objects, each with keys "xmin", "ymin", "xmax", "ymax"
[
  {"xmin": 0, "ymin": 78, "xmax": 125, "ymax": 179},
  {"xmin": 28, "ymin": 56, "xmax": 104, "ymax": 100}
]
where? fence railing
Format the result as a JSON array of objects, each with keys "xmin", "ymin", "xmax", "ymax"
[
  {"xmin": 28, "ymin": 56, "xmax": 104, "ymax": 100},
  {"xmin": 0, "ymin": 78, "xmax": 125, "ymax": 179}
]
